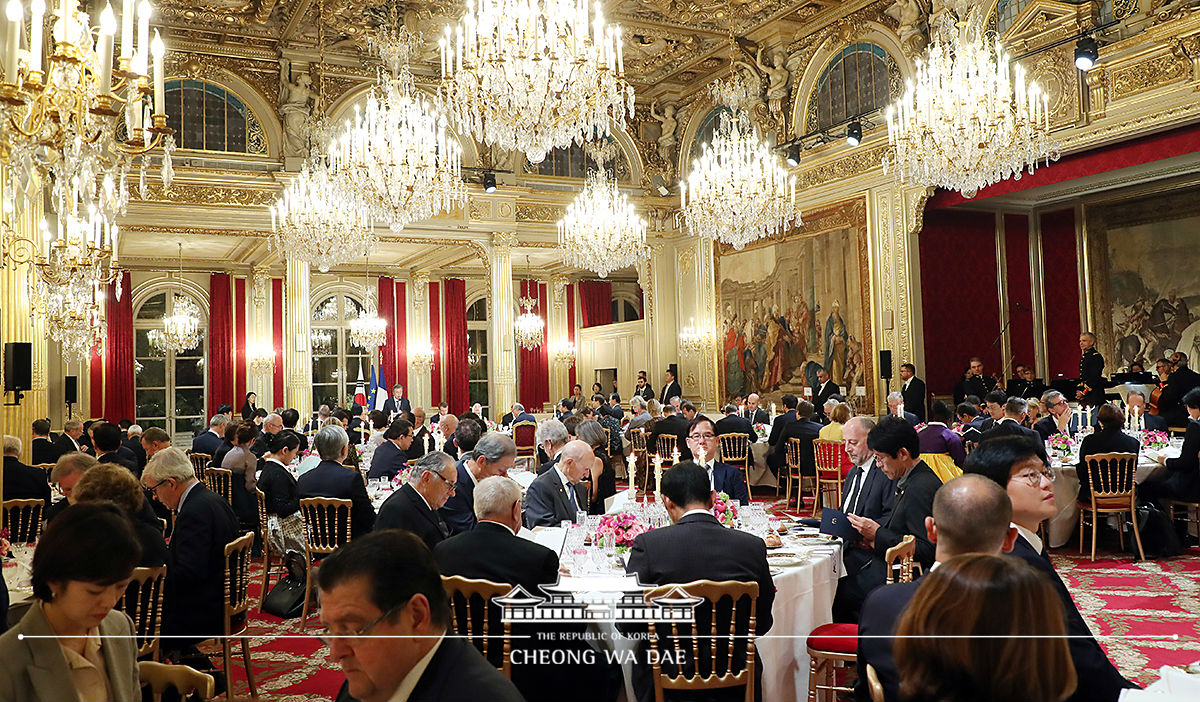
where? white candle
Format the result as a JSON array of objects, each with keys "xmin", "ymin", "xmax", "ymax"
[
  {"xmin": 672, "ymin": 446, "xmax": 680, "ymax": 465},
  {"xmin": 97, "ymin": 4, "xmax": 115, "ymax": 95},
  {"xmin": 653, "ymin": 455, "xmax": 663, "ymax": 500},
  {"xmin": 695, "ymin": 445, "xmax": 706, "ymax": 466},
  {"xmin": 120, "ymin": 0, "xmax": 133, "ymax": 59},
  {"xmin": 29, "ymin": 0, "xmax": 43, "ymax": 73},
  {"xmin": 3, "ymin": 0, "xmax": 21, "ymax": 84},
  {"xmin": 626, "ymin": 453, "xmax": 636, "ymax": 494},
  {"xmin": 135, "ymin": 0, "xmax": 149, "ymax": 73},
  {"xmin": 150, "ymin": 28, "xmax": 164, "ymax": 114}
]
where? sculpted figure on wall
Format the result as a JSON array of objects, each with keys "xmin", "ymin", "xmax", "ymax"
[
  {"xmin": 278, "ymin": 57, "xmax": 315, "ymax": 158},
  {"xmin": 887, "ymin": 0, "xmax": 932, "ymax": 55},
  {"xmin": 650, "ymin": 100, "xmax": 679, "ymax": 164},
  {"xmin": 754, "ymin": 47, "xmax": 792, "ymax": 124}
]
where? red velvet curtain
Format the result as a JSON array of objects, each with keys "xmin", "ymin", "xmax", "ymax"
[
  {"xmin": 103, "ymin": 271, "xmax": 134, "ymax": 421},
  {"xmin": 234, "ymin": 277, "xmax": 247, "ymax": 406},
  {"xmin": 89, "ymin": 345, "xmax": 104, "ymax": 418},
  {"xmin": 1004, "ymin": 214, "xmax": 1035, "ymax": 371},
  {"xmin": 579, "ymin": 280, "xmax": 612, "ymax": 328},
  {"xmin": 444, "ymin": 279, "xmax": 469, "ymax": 413},
  {"xmin": 395, "ymin": 281, "xmax": 408, "ymax": 390},
  {"xmin": 378, "ymin": 277, "xmax": 397, "ymax": 388},
  {"xmin": 1042, "ymin": 209, "xmax": 1082, "ymax": 378},
  {"xmin": 208, "ymin": 273, "xmax": 234, "ymax": 417},
  {"xmin": 566, "ymin": 283, "xmax": 577, "ymax": 391},
  {"xmin": 518, "ymin": 280, "xmax": 550, "ymax": 411},
  {"xmin": 429, "ymin": 281, "xmax": 442, "ymax": 406},
  {"xmin": 272, "ymin": 278, "xmax": 285, "ymax": 406}
]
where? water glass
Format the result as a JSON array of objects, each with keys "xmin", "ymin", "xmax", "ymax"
[
  {"xmin": 561, "ymin": 519, "xmax": 572, "ymax": 531},
  {"xmin": 572, "ymin": 548, "xmax": 588, "ymax": 574},
  {"xmin": 575, "ymin": 510, "xmax": 587, "ymax": 526}
]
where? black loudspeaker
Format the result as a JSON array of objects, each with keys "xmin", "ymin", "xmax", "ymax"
[
  {"xmin": 879, "ymin": 350, "xmax": 893, "ymax": 380},
  {"xmin": 4, "ymin": 342, "xmax": 32, "ymax": 392},
  {"xmin": 65, "ymin": 376, "xmax": 78, "ymax": 404}
]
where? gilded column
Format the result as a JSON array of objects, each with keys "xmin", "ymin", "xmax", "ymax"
[
  {"xmin": 548, "ymin": 273, "xmax": 570, "ymax": 403},
  {"xmin": 408, "ymin": 272, "xmax": 431, "ymax": 410},
  {"xmin": 694, "ymin": 237, "xmax": 720, "ymax": 409},
  {"xmin": 250, "ymin": 266, "xmax": 274, "ymax": 405},
  {"xmin": 489, "ymin": 233, "xmax": 517, "ymax": 413},
  {"xmin": 283, "ymin": 258, "xmax": 312, "ymax": 419}
]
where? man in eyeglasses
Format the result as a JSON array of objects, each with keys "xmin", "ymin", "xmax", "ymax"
[
  {"xmin": 964, "ymin": 436, "xmax": 1139, "ymax": 702},
  {"xmin": 685, "ymin": 416, "xmax": 750, "ymax": 504},
  {"xmin": 319, "ymin": 530, "xmax": 522, "ymax": 702},
  {"xmin": 1034, "ymin": 389, "xmax": 1086, "ymax": 440},
  {"xmin": 375, "ymin": 451, "xmax": 457, "ymax": 550}
]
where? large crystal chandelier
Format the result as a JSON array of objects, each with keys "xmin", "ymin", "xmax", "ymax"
[
  {"xmin": 349, "ymin": 306, "xmax": 388, "ymax": 349},
  {"xmin": 148, "ymin": 294, "xmax": 201, "ymax": 353},
  {"xmin": 44, "ymin": 282, "xmax": 106, "ymax": 362},
  {"xmin": 514, "ymin": 296, "xmax": 545, "ymax": 350},
  {"xmin": 558, "ymin": 142, "xmax": 647, "ymax": 278},
  {"xmin": 882, "ymin": 9, "xmax": 1059, "ymax": 197},
  {"xmin": 328, "ymin": 24, "xmax": 466, "ymax": 229},
  {"xmin": 438, "ymin": 0, "xmax": 635, "ymax": 163},
  {"xmin": 269, "ymin": 161, "xmax": 375, "ymax": 272}
]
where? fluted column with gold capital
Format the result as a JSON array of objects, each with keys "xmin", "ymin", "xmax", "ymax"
[
  {"xmin": 489, "ymin": 233, "xmax": 517, "ymax": 414},
  {"xmin": 408, "ymin": 272, "xmax": 431, "ymax": 410},
  {"xmin": 283, "ymin": 258, "xmax": 313, "ymax": 419}
]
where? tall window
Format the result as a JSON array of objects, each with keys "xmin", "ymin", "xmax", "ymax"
[
  {"xmin": 163, "ymin": 78, "xmax": 268, "ymax": 154},
  {"xmin": 466, "ymin": 298, "xmax": 490, "ymax": 415},
  {"xmin": 689, "ymin": 107, "xmax": 732, "ymax": 164},
  {"xmin": 611, "ymin": 298, "xmax": 641, "ymax": 322},
  {"xmin": 134, "ymin": 292, "xmax": 207, "ymax": 438},
  {"xmin": 311, "ymin": 292, "xmax": 372, "ymax": 411},
  {"xmin": 808, "ymin": 43, "xmax": 897, "ymax": 132}
]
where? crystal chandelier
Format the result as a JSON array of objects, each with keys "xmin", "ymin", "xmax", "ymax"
[
  {"xmin": 552, "ymin": 341, "xmax": 576, "ymax": 369},
  {"xmin": 310, "ymin": 329, "xmax": 333, "ymax": 355},
  {"xmin": 558, "ymin": 144, "xmax": 647, "ymax": 278},
  {"xmin": 438, "ymin": 0, "xmax": 634, "ymax": 163},
  {"xmin": 44, "ymin": 281, "xmax": 106, "ymax": 362},
  {"xmin": 680, "ymin": 77, "xmax": 798, "ymax": 251},
  {"xmin": 514, "ymin": 296, "xmax": 545, "ymax": 350},
  {"xmin": 349, "ymin": 270, "xmax": 387, "ymax": 349},
  {"xmin": 147, "ymin": 244, "xmax": 200, "ymax": 353},
  {"xmin": 248, "ymin": 344, "xmax": 275, "ymax": 376},
  {"xmin": 882, "ymin": 9, "xmax": 1059, "ymax": 197},
  {"xmin": 409, "ymin": 341, "xmax": 435, "ymax": 372},
  {"xmin": 678, "ymin": 317, "xmax": 713, "ymax": 356},
  {"xmin": 269, "ymin": 161, "xmax": 375, "ymax": 272},
  {"xmin": 328, "ymin": 22, "xmax": 466, "ymax": 229}
]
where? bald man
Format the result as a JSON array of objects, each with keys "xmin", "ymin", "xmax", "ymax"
[{"xmin": 523, "ymin": 440, "xmax": 591, "ymax": 528}]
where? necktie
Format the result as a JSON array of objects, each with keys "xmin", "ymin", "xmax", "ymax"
[
  {"xmin": 707, "ymin": 466, "xmax": 715, "ymax": 490},
  {"xmin": 844, "ymin": 469, "xmax": 862, "ymax": 513},
  {"xmin": 566, "ymin": 480, "xmax": 578, "ymax": 512}
]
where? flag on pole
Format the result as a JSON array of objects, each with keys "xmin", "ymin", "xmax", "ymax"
[
  {"xmin": 353, "ymin": 366, "xmax": 367, "ymax": 408},
  {"xmin": 375, "ymin": 366, "xmax": 388, "ymax": 411},
  {"xmin": 368, "ymin": 364, "xmax": 378, "ymax": 411}
]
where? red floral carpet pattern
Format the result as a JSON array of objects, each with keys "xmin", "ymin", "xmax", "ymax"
[{"xmin": 202, "ymin": 492, "xmax": 1200, "ymax": 700}]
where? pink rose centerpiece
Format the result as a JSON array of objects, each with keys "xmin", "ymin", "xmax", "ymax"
[
  {"xmin": 712, "ymin": 492, "xmax": 739, "ymax": 527},
  {"xmin": 1047, "ymin": 433, "xmax": 1073, "ymax": 453},
  {"xmin": 1142, "ymin": 430, "xmax": 1170, "ymax": 450},
  {"xmin": 597, "ymin": 512, "xmax": 650, "ymax": 550},
  {"xmin": 752, "ymin": 423, "xmax": 768, "ymax": 441}
]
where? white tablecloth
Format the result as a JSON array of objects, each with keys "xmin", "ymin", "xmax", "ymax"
[{"xmin": 1048, "ymin": 447, "xmax": 1179, "ymax": 547}]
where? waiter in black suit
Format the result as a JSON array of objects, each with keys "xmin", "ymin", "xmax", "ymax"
[
  {"xmin": 1077, "ymin": 332, "xmax": 1107, "ymax": 407},
  {"xmin": 812, "ymin": 368, "xmax": 841, "ymax": 422},
  {"xmin": 840, "ymin": 417, "xmax": 897, "ymax": 522},
  {"xmin": 523, "ymin": 440, "xmax": 591, "ymax": 528},
  {"xmin": 374, "ymin": 452, "xmax": 456, "ymax": 549},
  {"xmin": 899, "ymin": 363, "xmax": 927, "ymax": 422},
  {"xmin": 381, "ymin": 384, "xmax": 411, "ymax": 416},
  {"xmin": 741, "ymin": 393, "xmax": 769, "ymax": 424},
  {"xmin": 834, "ymin": 417, "xmax": 941, "ymax": 623},
  {"xmin": 964, "ymin": 436, "xmax": 1140, "ymax": 702},
  {"xmin": 953, "ymin": 357, "xmax": 1000, "ymax": 406},
  {"xmin": 658, "ymin": 368, "xmax": 682, "ymax": 405},
  {"xmin": 297, "ymin": 426, "xmax": 377, "ymax": 539}
]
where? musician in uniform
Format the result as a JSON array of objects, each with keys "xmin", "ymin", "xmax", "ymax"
[{"xmin": 1077, "ymin": 332, "xmax": 1107, "ymax": 407}]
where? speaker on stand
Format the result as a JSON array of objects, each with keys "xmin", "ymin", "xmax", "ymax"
[
  {"xmin": 4, "ymin": 342, "xmax": 31, "ymax": 406},
  {"xmin": 65, "ymin": 375, "xmax": 78, "ymax": 419},
  {"xmin": 879, "ymin": 350, "xmax": 893, "ymax": 396}
]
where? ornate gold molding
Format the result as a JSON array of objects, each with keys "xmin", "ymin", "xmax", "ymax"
[
  {"xmin": 516, "ymin": 204, "xmax": 565, "ymax": 223},
  {"xmin": 1109, "ymin": 49, "xmax": 1190, "ymax": 102},
  {"xmin": 796, "ymin": 144, "xmax": 890, "ymax": 190},
  {"xmin": 134, "ymin": 182, "xmax": 279, "ymax": 207}
]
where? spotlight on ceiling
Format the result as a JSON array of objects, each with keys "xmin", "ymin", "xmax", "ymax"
[
  {"xmin": 483, "ymin": 171, "xmax": 497, "ymax": 193},
  {"xmin": 846, "ymin": 121, "xmax": 863, "ymax": 147},
  {"xmin": 1074, "ymin": 36, "xmax": 1098, "ymax": 71},
  {"xmin": 786, "ymin": 143, "xmax": 801, "ymax": 168}
]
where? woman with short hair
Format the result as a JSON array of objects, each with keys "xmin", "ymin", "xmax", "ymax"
[
  {"xmin": 72, "ymin": 463, "xmax": 167, "ymax": 567},
  {"xmin": 221, "ymin": 421, "xmax": 260, "ymax": 524}
]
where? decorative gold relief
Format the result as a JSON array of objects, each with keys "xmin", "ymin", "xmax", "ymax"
[
  {"xmin": 678, "ymin": 248, "xmax": 696, "ymax": 275},
  {"xmin": 796, "ymin": 145, "xmax": 889, "ymax": 190},
  {"xmin": 164, "ymin": 52, "xmax": 280, "ymax": 107},
  {"xmin": 516, "ymin": 204, "xmax": 565, "ymax": 222},
  {"xmin": 470, "ymin": 200, "xmax": 491, "ymax": 220},
  {"xmin": 134, "ymin": 182, "xmax": 279, "ymax": 207},
  {"xmin": 499, "ymin": 202, "xmax": 515, "ymax": 219},
  {"xmin": 1109, "ymin": 51, "xmax": 1190, "ymax": 101}
]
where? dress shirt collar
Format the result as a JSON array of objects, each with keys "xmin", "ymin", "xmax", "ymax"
[
  {"xmin": 997, "ymin": 417, "xmax": 1018, "ymax": 425},
  {"xmin": 177, "ymin": 479, "xmax": 201, "ymax": 511},
  {"xmin": 411, "ymin": 483, "xmax": 435, "ymax": 512},
  {"xmin": 929, "ymin": 560, "xmax": 941, "ymax": 572},
  {"xmin": 265, "ymin": 457, "xmax": 288, "ymax": 469},
  {"xmin": 927, "ymin": 421, "xmax": 946, "ymax": 428},
  {"xmin": 896, "ymin": 461, "xmax": 918, "ymax": 490},
  {"xmin": 904, "ymin": 378, "xmax": 911, "ymax": 390},
  {"xmin": 478, "ymin": 518, "xmax": 518, "ymax": 536},
  {"xmin": 1014, "ymin": 522, "xmax": 1044, "ymax": 554},
  {"xmin": 555, "ymin": 466, "xmax": 574, "ymax": 494},
  {"xmin": 386, "ymin": 634, "xmax": 444, "ymax": 702},
  {"xmin": 680, "ymin": 508, "xmax": 713, "ymax": 521}
]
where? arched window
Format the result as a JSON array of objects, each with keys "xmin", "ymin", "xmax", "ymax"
[
  {"xmin": 466, "ymin": 297, "xmax": 490, "ymax": 415},
  {"xmin": 134, "ymin": 292, "xmax": 207, "ymax": 436},
  {"xmin": 311, "ymin": 292, "xmax": 373, "ymax": 411},
  {"xmin": 610, "ymin": 298, "xmax": 641, "ymax": 322},
  {"xmin": 992, "ymin": 0, "xmax": 1032, "ymax": 33},
  {"xmin": 807, "ymin": 42, "xmax": 898, "ymax": 132},
  {"xmin": 163, "ymin": 78, "xmax": 268, "ymax": 154},
  {"xmin": 689, "ymin": 107, "xmax": 732, "ymax": 164},
  {"xmin": 528, "ymin": 140, "xmax": 627, "ymax": 180}
]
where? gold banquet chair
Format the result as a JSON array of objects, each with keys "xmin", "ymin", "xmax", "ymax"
[
  {"xmin": 630, "ymin": 428, "xmax": 650, "ymax": 491},
  {"xmin": 656, "ymin": 435, "xmax": 678, "ymax": 468},
  {"xmin": 718, "ymin": 433, "xmax": 751, "ymax": 487},
  {"xmin": 441, "ymin": 575, "xmax": 514, "ymax": 678},
  {"xmin": 188, "ymin": 452, "xmax": 211, "ymax": 482},
  {"xmin": 1078, "ymin": 452, "xmax": 1144, "ymax": 561},
  {"xmin": 204, "ymin": 467, "xmax": 233, "ymax": 504},
  {"xmin": 2, "ymin": 498, "xmax": 44, "ymax": 544},
  {"xmin": 115, "ymin": 566, "xmax": 168, "ymax": 661},
  {"xmin": 299, "ymin": 497, "xmax": 353, "ymax": 627},
  {"xmin": 812, "ymin": 439, "xmax": 849, "ymax": 517}
]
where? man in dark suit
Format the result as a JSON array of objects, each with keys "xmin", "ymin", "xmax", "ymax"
[
  {"xmin": 429, "ymin": 402, "xmax": 450, "ymax": 429},
  {"xmin": 1157, "ymin": 351, "xmax": 1200, "ymax": 428},
  {"xmin": 658, "ymin": 368, "xmax": 682, "ymax": 405},
  {"xmin": 381, "ymin": 384, "xmax": 412, "ymax": 417},
  {"xmin": 536, "ymin": 418, "xmax": 569, "ymax": 475},
  {"xmin": 625, "ymin": 462, "xmax": 774, "ymax": 701},
  {"xmin": 954, "ymin": 357, "xmax": 1000, "ymax": 406},
  {"xmin": 980, "ymin": 397, "xmax": 1042, "ymax": 443},
  {"xmin": 840, "ymin": 417, "xmax": 896, "ymax": 522},
  {"xmin": 191, "ymin": 414, "xmax": 229, "ymax": 457},
  {"xmin": 499, "ymin": 402, "xmax": 536, "ymax": 427},
  {"xmin": 366, "ymin": 419, "xmax": 413, "ymax": 481},
  {"xmin": 714, "ymin": 404, "xmax": 754, "ymax": 440},
  {"xmin": 250, "ymin": 413, "xmax": 284, "ymax": 458},
  {"xmin": 54, "ymin": 419, "xmax": 86, "ymax": 456},
  {"xmin": 122, "ymin": 425, "xmax": 148, "ymax": 473},
  {"xmin": 1142, "ymin": 387, "xmax": 1200, "ymax": 507},
  {"xmin": 29, "ymin": 419, "xmax": 60, "ymax": 466},
  {"xmin": 1125, "ymin": 390, "xmax": 1167, "ymax": 433},
  {"xmin": 634, "ymin": 371, "xmax": 655, "ymax": 401},
  {"xmin": 899, "ymin": 363, "xmax": 927, "ymax": 422},
  {"xmin": 812, "ymin": 368, "xmax": 841, "ymax": 422},
  {"xmin": 3, "ymin": 436, "xmax": 51, "ymax": 508},
  {"xmin": 1076, "ymin": 404, "xmax": 1141, "ymax": 501},
  {"xmin": 439, "ymin": 434, "xmax": 516, "ymax": 535},
  {"xmin": 965, "ymin": 436, "xmax": 1140, "ymax": 702},
  {"xmin": 92, "ymin": 422, "xmax": 139, "ymax": 476},
  {"xmin": 741, "ymin": 393, "xmax": 770, "ymax": 424},
  {"xmin": 777, "ymin": 400, "xmax": 822, "ymax": 479},
  {"xmin": 279, "ymin": 409, "xmax": 310, "ymax": 453},
  {"xmin": 856, "ymin": 474, "xmax": 1018, "ymax": 702},
  {"xmin": 881, "ymin": 392, "xmax": 919, "ymax": 426},
  {"xmin": 646, "ymin": 404, "xmax": 691, "ymax": 461},
  {"xmin": 766, "ymin": 394, "xmax": 799, "ymax": 476},
  {"xmin": 297, "ymin": 426, "xmax": 377, "ymax": 539},
  {"xmin": 1077, "ymin": 332, "xmax": 1107, "ymax": 407},
  {"xmin": 319, "ymin": 530, "xmax": 524, "ymax": 702},
  {"xmin": 1033, "ymin": 390, "xmax": 1085, "ymax": 439},
  {"xmin": 833, "ymin": 417, "xmax": 941, "ymax": 623},
  {"xmin": 524, "ymin": 440, "xmax": 591, "ymax": 528},
  {"xmin": 685, "ymin": 417, "xmax": 750, "ymax": 504},
  {"xmin": 375, "ymin": 451, "xmax": 456, "ymax": 549},
  {"xmin": 142, "ymin": 447, "xmax": 239, "ymax": 651}
]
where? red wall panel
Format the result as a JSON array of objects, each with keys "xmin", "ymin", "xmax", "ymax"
[
  {"xmin": 1041, "ymin": 209, "xmax": 1082, "ymax": 379},
  {"xmin": 1004, "ymin": 214, "xmax": 1035, "ymax": 373}
]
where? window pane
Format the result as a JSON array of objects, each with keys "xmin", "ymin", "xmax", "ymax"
[
  {"xmin": 624, "ymin": 301, "xmax": 639, "ymax": 321},
  {"xmin": 141, "ymin": 419, "xmax": 167, "ymax": 430},
  {"xmin": 313, "ymin": 296, "xmax": 338, "ymax": 321},
  {"xmin": 175, "ymin": 388, "xmax": 204, "ymax": 417},
  {"xmin": 467, "ymin": 298, "xmax": 488, "ymax": 321},
  {"xmin": 344, "ymin": 296, "xmax": 364, "ymax": 317},
  {"xmin": 175, "ymin": 357, "xmax": 204, "ymax": 387},
  {"xmin": 137, "ymin": 293, "xmax": 166, "ymax": 320},
  {"xmin": 136, "ymin": 358, "xmax": 166, "ymax": 388},
  {"xmin": 226, "ymin": 99, "xmax": 246, "ymax": 152},
  {"xmin": 180, "ymin": 85, "xmax": 204, "ymax": 150},
  {"xmin": 136, "ymin": 389, "xmax": 167, "ymax": 419},
  {"xmin": 204, "ymin": 84, "xmax": 226, "ymax": 151},
  {"xmin": 313, "ymin": 386, "xmax": 340, "ymax": 412},
  {"xmin": 312, "ymin": 356, "xmax": 339, "ymax": 383},
  {"xmin": 176, "ymin": 417, "xmax": 204, "ymax": 435}
]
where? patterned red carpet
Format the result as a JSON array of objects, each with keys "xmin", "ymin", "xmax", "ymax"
[{"xmin": 204, "ymin": 493, "xmax": 1200, "ymax": 700}]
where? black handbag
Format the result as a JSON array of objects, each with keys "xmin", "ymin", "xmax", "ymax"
[{"xmin": 261, "ymin": 550, "xmax": 307, "ymax": 619}]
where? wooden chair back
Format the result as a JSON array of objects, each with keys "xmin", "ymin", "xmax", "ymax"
[
  {"xmin": 115, "ymin": 566, "xmax": 167, "ymax": 660},
  {"xmin": 812, "ymin": 439, "xmax": 847, "ymax": 479},
  {"xmin": 441, "ymin": 575, "xmax": 513, "ymax": 678},
  {"xmin": 884, "ymin": 534, "xmax": 916, "ymax": 584},
  {"xmin": 300, "ymin": 497, "xmax": 353, "ymax": 556},
  {"xmin": 1084, "ymin": 452, "xmax": 1139, "ymax": 506},
  {"xmin": 138, "ymin": 661, "xmax": 215, "ymax": 702},
  {"xmin": 2, "ymin": 498, "xmax": 44, "ymax": 543},
  {"xmin": 203, "ymin": 467, "xmax": 232, "ymax": 504},
  {"xmin": 643, "ymin": 580, "xmax": 759, "ymax": 702},
  {"xmin": 189, "ymin": 453, "xmax": 211, "ymax": 481},
  {"xmin": 34, "ymin": 463, "xmax": 55, "ymax": 478},
  {"xmin": 512, "ymin": 421, "xmax": 537, "ymax": 457},
  {"xmin": 785, "ymin": 437, "xmax": 805, "ymax": 476},
  {"xmin": 656, "ymin": 434, "xmax": 678, "ymax": 465},
  {"xmin": 223, "ymin": 532, "xmax": 256, "ymax": 637},
  {"xmin": 630, "ymin": 427, "xmax": 648, "ymax": 453},
  {"xmin": 718, "ymin": 433, "xmax": 750, "ymax": 465}
]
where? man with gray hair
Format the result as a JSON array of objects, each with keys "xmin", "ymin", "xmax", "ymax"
[
  {"xmin": 500, "ymin": 402, "xmax": 536, "ymax": 428},
  {"xmin": 841, "ymin": 416, "xmax": 895, "ymax": 522},
  {"xmin": 980, "ymin": 396, "xmax": 1041, "ymax": 443},
  {"xmin": 536, "ymin": 418, "xmax": 569, "ymax": 474},
  {"xmin": 882, "ymin": 391, "xmax": 919, "ymax": 426},
  {"xmin": 250, "ymin": 412, "xmax": 284, "ymax": 457},
  {"xmin": 3, "ymin": 435, "xmax": 50, "ymax": 506},
  {"xmin": 524, "ymin": 440, "xmax": 591, "ymax": 528},
  {"xmin": 191, "ymin": 414, "xmax": 230, "ymax": 456},
  {"xmin": 54, "ymin": 419, "xmax": 86, "ymax": 456},
  {"xmin": 142, "ymin": 447, "xmax": 238, "ymax": 652},
  {"xmin": 625, "ymin": 396, "xmax": 653, "ymax": 439},
  {"xmin": 376, "ymin": 450, "xmax": 456, "ymax": 548},
  {"xmin": 1035, "ymin": 389, "xmax": 1083, "ymax": 440},
  {"xmin": 45, "ymin": 452, "xmax": 100, "ymax": 521},
  {"xmin": 297, "ymin": 425, "xmax": 376, "ymax": 538},
  {"xmin": 440, "ymin": 433, "xmax": 516, "ymax": 535}
]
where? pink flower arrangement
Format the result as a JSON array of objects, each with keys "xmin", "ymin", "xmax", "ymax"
[
  {"xmin": 1047, "ymin": 433, "xmax": 1073, "ymax": 452},
  {"xmin": 1142, "ymin": 430, "xmax": 1170, "ymax": 450},
  {"xmin": 597, "ymin": 512, "xmax": 651, "ymax": 548},
  {"xmin": 914, "ymin": 423, "xmax": 928, "ymax": 433},
  {"xmin": 752, "ymin": 423, "xmax": 768, "ymax": 440},
  {"xmin": 712, "ymin": 492, "xmax": 738, "ymax": 527},
  {"xmin": 390, "ymin": 466, "xmax": 416, "ymax": 488}
]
